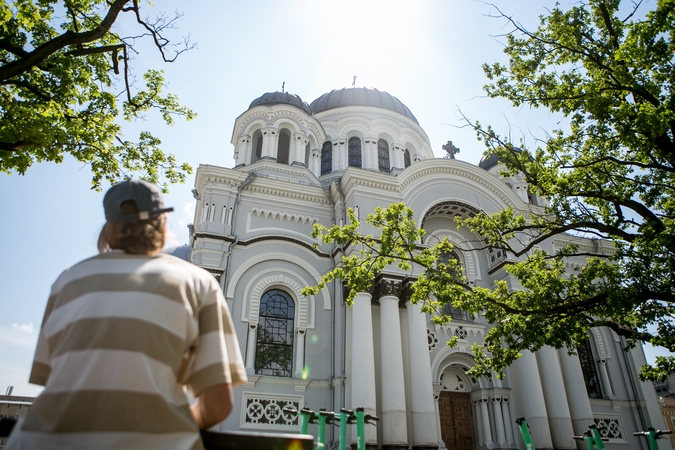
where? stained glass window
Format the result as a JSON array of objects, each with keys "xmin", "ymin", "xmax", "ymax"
[
  {"xmin": 378, "ymin": 139, "xmax": 390, "ymax": 173},
  {"xmin": 348, "ymin": 137, "xmax": 361, "ymax": 168},
  {"xmin": 577, "ymin": 338, "xmax": 603, "ymax": 398},
  {"xmin": 255, "ymin": 289, "xmax": 295, "ymax": 377},
  {"xmin": 321, "ymin": 141, "xmax": 332, "ymax": 175}
]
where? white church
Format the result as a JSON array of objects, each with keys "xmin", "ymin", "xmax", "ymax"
[{"xmin": 180, "ymin": 87, "xmax": 670, "ymax": 450}]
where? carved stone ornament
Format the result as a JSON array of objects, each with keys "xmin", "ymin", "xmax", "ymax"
[{"xmin": 374, "ymin": 277, "xmax": 401, "ymax": 302}]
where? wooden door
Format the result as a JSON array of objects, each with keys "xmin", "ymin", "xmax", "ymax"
[{"xmin": 439, "ymin": 391, "xmax": 475, "ymax": 450}]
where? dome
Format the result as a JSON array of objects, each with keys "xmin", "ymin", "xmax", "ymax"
[
  {"xmin": 310, "ymin": 87, "xmax": 419, "ymax": 124},
  {"xmin": 248, "ymin": 91, "xmax": 312, "ymax": 115},
  {"xmin": 478, "ymin": 153, "xmax": 501, "ymax": 171},
  {"xmin": 163, "ymin": 244, "xmax": 192, "ymax": 262}
]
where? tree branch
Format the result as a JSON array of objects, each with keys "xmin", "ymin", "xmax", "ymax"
[{"xmin": 0, "ymin": 0, "xmax": 129, "ymax": 82}]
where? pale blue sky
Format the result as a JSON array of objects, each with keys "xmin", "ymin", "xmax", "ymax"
[{"xmin": 0, "ymin": 0, "xmax": 668, "ymax": 396}]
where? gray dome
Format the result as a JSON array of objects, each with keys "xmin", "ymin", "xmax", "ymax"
[
  {"xmin": 249, "ymin": 91, "xmax": 312, "ymax": 115},
  {"xmin": 310, "ymin": 88, "xmax": 419, "ymax": 124},
  {"xmin": 478, "ymin": 153, "xmax": 501, "ymax": 171},
  {"xmin": 163, "ymin": 244, "xmax": 192, "ymax": 262}
]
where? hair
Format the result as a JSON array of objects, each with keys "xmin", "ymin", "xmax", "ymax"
[{"xmin": 98, "ymin": 200, "xmax": 167, "ymax": 255}]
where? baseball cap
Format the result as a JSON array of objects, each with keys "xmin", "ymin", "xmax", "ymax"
[{"xmin": 104, "ymin": 179, "xmax": 174, "ymax": 223}]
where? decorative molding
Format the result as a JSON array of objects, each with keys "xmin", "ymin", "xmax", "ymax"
[
  {"xmin": 593, "ymin": 415, "xmax": 626, "ymax": 443},
  {"xmin": 248, "ymin": 274, "xmax": 309, "ymax": 330},
  {"xmin": 250, "ymin": 208, "xmax": 320, "ymax": 225},
  {"xmin": 240, "ymin": 391, "xmax": 304, "ymax": 431}
]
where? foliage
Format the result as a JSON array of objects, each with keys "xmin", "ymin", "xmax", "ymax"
[
  {"xmin": 0, "ymin": 0, "xmax": 195, "ymax": 190},
  {"xmin": 305, "ymin": 0, "xmax": 675, "ymax": 380}
]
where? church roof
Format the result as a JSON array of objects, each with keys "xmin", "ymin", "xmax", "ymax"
[
  {"xmin": 310, "ymin": 87, "xmax": 419, "ymax": 124},
  {"xmin": 248, "ymin": 91, "xmax": 312, "ymax": 115}
]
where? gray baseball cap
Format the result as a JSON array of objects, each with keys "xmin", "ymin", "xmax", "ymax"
[{"xmin": 104, "ymin": 179, "xmax": 174, "ymax": 223}]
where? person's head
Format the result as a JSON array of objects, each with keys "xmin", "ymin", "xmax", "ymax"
[{"xmin": 98, "ymin": 179, "xmax": 174, "ymax": 255}]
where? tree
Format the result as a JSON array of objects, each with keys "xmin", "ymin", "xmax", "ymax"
[
  {"xmin": 0, "ymin": 0, "xmax": 195, "ymax": 190},
  {"xmin": 303, "ymin": 0, "xmax": 675, "ymax": 380}
]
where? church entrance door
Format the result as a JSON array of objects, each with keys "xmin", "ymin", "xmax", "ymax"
[{"xmin": 439, "ymin": 391, "xmax": 475, "ymax": 450}]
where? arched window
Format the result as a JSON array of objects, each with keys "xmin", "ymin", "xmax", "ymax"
[
  {"xmin": 255, "ymin": 289, "xmax": 295, "ymax": 377},
  {"xmin": 321, "ymin": 141, "xmax": 332, "ymax": 175},
  {"xmin": 404, "ymin": 149, "xmax": 411, "ymax": 168},
  {"xmin": 251, "ymin": 130, "xmax": 263, "ymax": 163},
  {"xmin": 439, "ymin": 250, "xmax": 471, "ymax": 321},
  {"xmin": 577, "ymin": 338, "xmax": 603, "ymax": 398},
  {"xmin": 348, "ymin": 137, "xmax": 362, "ymax": 168},
  {"xmin": 277, "ymin": 129, "xmax": 291, "ymax": 165},
  {"xmin": 377, "ymin": 139, "xmax": 390, "ymax": 173}
]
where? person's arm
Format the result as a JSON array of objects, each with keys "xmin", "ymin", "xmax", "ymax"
[{"xmin": 190, "ymin": 383, "xmax": 233, "ymax": 430}]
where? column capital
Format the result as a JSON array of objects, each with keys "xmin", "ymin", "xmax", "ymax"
[{"xmin": 374, "ymin": 276, "xmax": 402, "ymax": 300}]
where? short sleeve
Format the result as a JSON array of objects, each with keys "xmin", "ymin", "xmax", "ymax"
[{"xmin": 183, "ymin": 277, "xmax": 247, "ymax": 395}]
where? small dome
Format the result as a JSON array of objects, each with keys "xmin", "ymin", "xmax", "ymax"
[
  {"xmin": 163, "ymin": 244, "xmax": 192, "ymax": 262},
  {"xmin": 478, "ymin": 148, "xmax": 524, "ymax": 171},
  {"xmin": 249, "ymin": 91, "xmax": 312, "ymax": 115},
  {"xmin": 310, "ymin": 88, "xmax": 419, "ymax": 124},
  {"xmin": 478, "ymin": 153, "xmax": 501, "ymax": 171}
]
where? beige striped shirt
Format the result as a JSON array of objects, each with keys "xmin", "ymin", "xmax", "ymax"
[{"xmin": 7, "ymin": 251, "xmax": 246, "ymax": 450}]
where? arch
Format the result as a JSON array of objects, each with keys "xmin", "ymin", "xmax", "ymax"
[
  {"xmin": 348, "ymin": 136, "xmax": 362, "ymax": 168},
  {"xmin": 277, "ymin": 128, "xmax": 292, "ymax": 164},
  {"xmin": 227, "ymin": 251, "xmax": 331, "ymax": 312},
  {"xmin": 432, "ymin": 349, "xmax": 483, "ymax": 389},
  {"xmin": 247, "ymin": 273, "xmax": 310, "ymax": 330},
  {"xmin": 251, "ymin": 129, "xmax": 263, "ymax": 163},
  {"xmin": 422, "ymin": 227, "xmax": 481, "ymax": 285},
  {"xmin": 377, "ymin": 138, "xmax": 390, "ymax": 173},
  {"xmin": 321, "ymin": 141, "xmax": 332, "ymax": 175}
]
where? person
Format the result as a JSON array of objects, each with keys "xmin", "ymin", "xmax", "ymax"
[{"xmin": 6, "ymin": 179, "xmax": 247, "ymax": 449}]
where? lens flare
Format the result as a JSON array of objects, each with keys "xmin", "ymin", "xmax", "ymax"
[
  {"xmin": 302, "ymin": 366, "xmax": 310, "ymax": 379},
  {"xmin": 311, "ymin": 335, "xmax": 319, "ymax": 343}
]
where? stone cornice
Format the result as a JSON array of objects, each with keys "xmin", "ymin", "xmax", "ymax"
[
  {"xmin": 193, "ymin": 233, "xmax": 331, "ymax": 258},
  {"xmin": 243, "ymin": 375, "xmax": 330, "ymax": 389}
]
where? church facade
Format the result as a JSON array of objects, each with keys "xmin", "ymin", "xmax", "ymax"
[{"xmin": 186, "ymin": 88, "xmax": 670, "ymax": 450}]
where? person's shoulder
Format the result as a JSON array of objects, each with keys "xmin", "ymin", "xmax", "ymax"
[{"xmin": 154, "ymin": 254, "xmax": 216, "ymax": 280}]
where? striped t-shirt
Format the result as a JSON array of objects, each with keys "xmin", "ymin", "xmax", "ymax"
[{"xmin": 7, "ymin": 251, "xmax": 247, "ymax": 450}]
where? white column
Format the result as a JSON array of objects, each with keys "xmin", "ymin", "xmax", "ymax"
[
  {"xmin": 379, "ymin": 294, "xmax": 408, "ymax": 448},
  {"xmin": 310, "ymin": 148, "xmax": 320, "ymax": 176},
  {"xmin": 392, "ymin": 145, "xmax": 403, "ymax": 169},
  {"xmin": 479, "ymin": 397, "xmax": 493, "ymax": 445},
  {"xmin": 558, "ymin": 348, "xmax": 594, "ymax": 438},
  {"xmin": 596, "ymin": 359, "xmax": 614, "ymax": 397},
  {"xmin": 537, "ymin": 346, "xmax": 575, "ymax": 449},
  {"xmin": 234, "ymin": 135, "xmax": 250, "ymax": 166},
  {"xmin": 351, "ymin": 292, "xmax": 377, "ymax": 447},
  {"xmin": 261, "ymin": 127, "xmax": 276, "ymax": 158},
  {"xmin": 366, "ymin": 139, "xmax": 378, "ymax": 170},
  {"xmin": 492, "ymin": 396, "xmax": 507, "ymax": 445},
  {"xmin": 245, "ymin": 324, "xmax": 257, "ymax": 374},
  {"xmin": 406, "ymin": 301, "xmax": 438, "ymax": 448},
  {"xmin": 334, "ymin": 141, "xmax": 346, "ymax": 171},
  {"xmin": 291, "ymin": 132, "xmax": 306, "ymax": 165},
  {"xmin": 509, "ymin": 350, "xmax": 554, "ymax": 448},
  {"xmin": 501, "ymin": 396, "xmax": 516, "ymax": 445},
  {"xmin": 294, "ymin": 330, "xmax": 306, "ymax": 378},
  {"xmin": 433, "ymin": 385, "xmax": 444, "ymax": 449},
  {"xmin": 473, "ymin": 399, "xmax": 484, "ymax": 448}
]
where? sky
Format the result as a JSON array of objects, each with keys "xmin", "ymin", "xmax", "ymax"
[{"xmin": 0, "ymin": 0, "xmax": 670, "ymax": 397}]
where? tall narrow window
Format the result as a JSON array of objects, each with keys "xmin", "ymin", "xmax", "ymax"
[
  {"xmin": 378, "ymin": 139, "xmax": 390, "ymax": 173},
  {"xmin": 321, "ymin": 141, "xmax": 333, "ymax": 175},
  {"xmin": 255, "ymin": 289, "xmax": 295, "ymax": 377},
  {"xmin": 439, "ymin": 250, "xmax": 471, "ymax": 321},
  {"xmin": 277, "ymin": 129, "xmax": 291, "ymax": 164},
  {"xmin": 577, "ymin": 338, "xmax": 603, "ymax": 398},
  {"xmin": 251, "ymin": 130, "xmax": 263, "ymax": 163},
  {"xmin": 348, "ymin": 137, "xmax": 362, "ymax": 168},
  {"xmin": 404, "ymin": 149, "xmax": 411, "ymax": 168}
]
